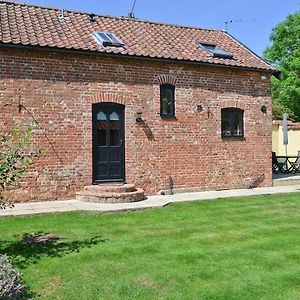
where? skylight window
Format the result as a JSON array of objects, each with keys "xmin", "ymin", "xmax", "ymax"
[
  {"xmin": 93, "ymin": 32, "xmax": 124, "ymax": 47},
  {"xmin": 198, "ymin": 42, "xmax": 233, "ymax": 59}
]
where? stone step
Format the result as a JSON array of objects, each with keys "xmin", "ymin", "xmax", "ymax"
[
  {"xmin": 80, "ymin": 184, "xmax": 137, "ymax": 194},
  {"xmin": 76, "ymin": 184, "xmax": 145, "ymax": 203}
]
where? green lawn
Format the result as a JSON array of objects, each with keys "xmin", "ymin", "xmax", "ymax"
[{"xmin": 1, "ymin": 193, "xmax": 300, "ymax": 300}]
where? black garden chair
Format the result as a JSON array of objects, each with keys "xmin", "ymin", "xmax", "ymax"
[
  {"xmin": 290, "ymin": 156, "xmax": 300, "ymax": 173},
  {"xmin": 272, "ymin": 151, "xmax": 285, "ymax": 173}
]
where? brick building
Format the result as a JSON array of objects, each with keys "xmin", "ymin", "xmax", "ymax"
[{"xmin": 0, "ymin": 1, "xmax": 279, "ymax": 202}]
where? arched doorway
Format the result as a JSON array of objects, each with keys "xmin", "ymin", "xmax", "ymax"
[{"xmin": 92, "ymin": 102, "xmax": 125, "ymax": 183}]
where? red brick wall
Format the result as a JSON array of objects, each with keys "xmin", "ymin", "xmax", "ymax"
[{"xmin": 0, "ymin": 48, "xmax": 273, "ymax": 202}]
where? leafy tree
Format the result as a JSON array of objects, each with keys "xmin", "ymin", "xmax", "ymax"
[
  {"xmin": 264, "ymin": 11, "xmax": 300, "ymax": 121},
  {"xmin": 0, "ymin": 125, "xmax": 42, "ymax": 209}
]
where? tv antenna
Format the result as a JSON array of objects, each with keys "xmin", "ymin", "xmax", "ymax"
[
  {"xmin": 58, "ymin": 9, "xmax": 69, "ymax": 21},
  {"xmin": 224, "ymin": 18, "xmax": 255, "ymax": 32},
  {"xmin": 128, "ymin": 0, "xmax": 137, "ymax": 19}
]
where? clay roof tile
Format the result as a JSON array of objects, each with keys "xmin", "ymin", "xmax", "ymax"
[{"xmin": 0, "ymin": 1, "xmax": 275, "ymax": 72}]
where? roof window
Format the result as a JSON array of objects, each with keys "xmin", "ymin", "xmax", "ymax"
[
  {"xmin": 93, "ymin": 32, "xmax": 124, "ymax": 47},
  {"xmin": 198, "ymin": 42, "xmax": 233, "ymax": 59}
]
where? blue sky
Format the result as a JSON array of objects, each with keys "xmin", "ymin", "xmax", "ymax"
[{"xmin": 21, "ymin": 0, "xmax": 299, "ymax": 56}]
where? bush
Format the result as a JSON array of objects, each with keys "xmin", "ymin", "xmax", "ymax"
[
  {"xmin": 0, "ymin": 254, "xmax": 27, "ymax": 299},
  {"xmin": 0, "ymin": 125, "xmax": 43, "ymax": 209}
]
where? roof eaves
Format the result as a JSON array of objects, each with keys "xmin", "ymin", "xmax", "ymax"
[{"xmin": 0, "ymin": 42, "xmax": 277, "ymax": 74}]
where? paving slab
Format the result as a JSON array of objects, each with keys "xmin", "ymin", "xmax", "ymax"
[
  {"xmin": 1, "ymin": 184, "xmax": 300, "ymax": 217},
  {"xmin": 1, "ymin": 210, "xmax": 36, "ymax": 217}
]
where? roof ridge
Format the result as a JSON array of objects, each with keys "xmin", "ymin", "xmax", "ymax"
[{"xmin": 0, "ymin": 0, "xmax": 222, "ymax": 32}]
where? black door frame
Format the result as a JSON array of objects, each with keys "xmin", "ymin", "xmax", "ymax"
[{"xmin": 92, "ymin": 102, "xmax": 125, "ymax": 184}]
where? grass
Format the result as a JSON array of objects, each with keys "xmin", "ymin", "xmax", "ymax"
[{"xmin": 0, "ymin": 193, "xmax": 300, "ymax": 299}]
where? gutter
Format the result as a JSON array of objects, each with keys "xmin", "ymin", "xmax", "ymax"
[{"xmin": 0, "ymin": 42, "xmax": 280, "ymax": 77}]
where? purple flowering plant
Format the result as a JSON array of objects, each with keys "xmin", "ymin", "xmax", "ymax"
[{"xmin": 0, "ymin": 254, "xmax": 27, "ymax": 299}]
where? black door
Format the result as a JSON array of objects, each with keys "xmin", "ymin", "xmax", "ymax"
[{"xmin": 92, "ymin": 102, "xmax": 125, "ymax": 183}]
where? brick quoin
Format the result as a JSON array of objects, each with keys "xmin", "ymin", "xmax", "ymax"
[{"xmin": 0, "ymin": 48, "xmax": 273, "ymax": 202}]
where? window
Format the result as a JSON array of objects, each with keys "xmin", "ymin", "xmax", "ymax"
[
  {"xmin": 97, "ymin": 111, "xmax": 107, "ymax": 146},
  {"xmin": 160, "ymin": 84, "xmax": 175, "ymax": 117},
  {"xmin": 221, "ymin": 108, "xmax": 244, "ymax": 138},
  {"xmin": 109, "ymin": 112, "xmax": 120, "ymax": 146},
  {"xmin": 198, "ymin": 42, "xmax": 233, "ymax": 59},
  {"xmin": 93, "ymin": 32, "xmax": 124, "ymax": 47}
]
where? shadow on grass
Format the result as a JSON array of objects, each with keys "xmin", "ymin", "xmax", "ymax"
[{"xmin": 0, "ymin": 231, "xmax": 106, "ymax": 269}]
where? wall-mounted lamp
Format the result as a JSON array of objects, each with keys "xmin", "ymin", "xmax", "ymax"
[
  {"xmin": 261, "ymin": 105, "xmax": 267, "ymax": 114},
  {"xmin": 136, "ymin": 111, "xmax": 142, "ymax": 122},
  {"xmin": 197, "ymin": 105, "xmax": 203, "ymax": 112}
]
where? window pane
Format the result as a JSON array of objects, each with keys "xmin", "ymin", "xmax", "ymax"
[
  {"xmin": 161, "ymin": 85, "xmax": 174, "ymax": 116},
  {"xmin": 107, "ymin": 33, "xmax": 123, "ymax": 45},
  {"xmin": 97, "ymin": 111, "xmax": 107, "ymax": 120},
  {"xmin": 221, "ymin": 110, "xmax": 231, "ymax": 136},
  {"xmin": 110, "ymin": 125, "xmax": 119, "ymax": 146},
  {"xmin": 162, "ymin": 95, "xmax": 172, "ymax": 115},
  {"xmin": 232, "ymin": 112, "xmax": 243, "ymax": 136},
  {"xmin": 97, "ymin": 111, "xmax": 107, "ymax": 146},
  {"xmin": 222, "ymin": 118, "xmax": 231, "ymax": 136},
  {"xmin": 203, "ymin": 44, "xmax": 216, "ymax": 51},
  {"xmin": 109, "ymin": 112, "xmax": 119, "ymax": 121},
  {"xmin": 109, "ymin": 112, "xmax": 120, "ymax": 146},
  {"xmin": 97, "ymin": 120, "xmax": 107, "ymax": 146},
  {"xmin": 99, "ymin": 32, "xmax": 109, "ymax": 41}
]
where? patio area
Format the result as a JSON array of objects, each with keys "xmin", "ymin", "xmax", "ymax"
[
  {"xmin": 273, "ymin": 172, "xmax": 300, "ymax": 186},
  {"xmin": 1, "ymin": 184, "xmax": 300, "ymax": 217}
]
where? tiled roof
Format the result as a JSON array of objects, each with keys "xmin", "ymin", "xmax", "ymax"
[
  {"xmin": 0, "ymin": 1, "xmax": 275, "ymax": 72},
  {"xmin": 273, "ymin": 120, "xmax": 300, "ymax": 130}
]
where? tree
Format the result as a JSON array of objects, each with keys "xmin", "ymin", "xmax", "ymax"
[
  {"xmin": 264, "ymin": 11, "xmax": 300, "ymax": 121},
  {"xmin": 0, "ymin": 125, "xmax": 42, "ymax": 209}
]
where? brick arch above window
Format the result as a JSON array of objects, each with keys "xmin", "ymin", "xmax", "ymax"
[
  {"xmin": 156, "ymin": 74, "xmax": 178, "ymax": 86},
  {"xmin": 91, "ymin": 93, "xmax": 127, "ymax": 105},
  {"xmin": 220, "ymin": 101, "xmax": 246, "ymax": 110}
]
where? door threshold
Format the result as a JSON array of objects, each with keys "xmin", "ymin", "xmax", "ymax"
[{"xmin": 93, "ymin": 181, "xmax": 125, "ymax": 186}]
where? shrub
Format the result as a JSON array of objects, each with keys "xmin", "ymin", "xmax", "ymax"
[
  {"xmin": 0, "ymin": 125, "xmax": 43, "ymax": 209},
  {"xmin": 0, "ymin": 254, "xmax": 27, "ymax": 299}
]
